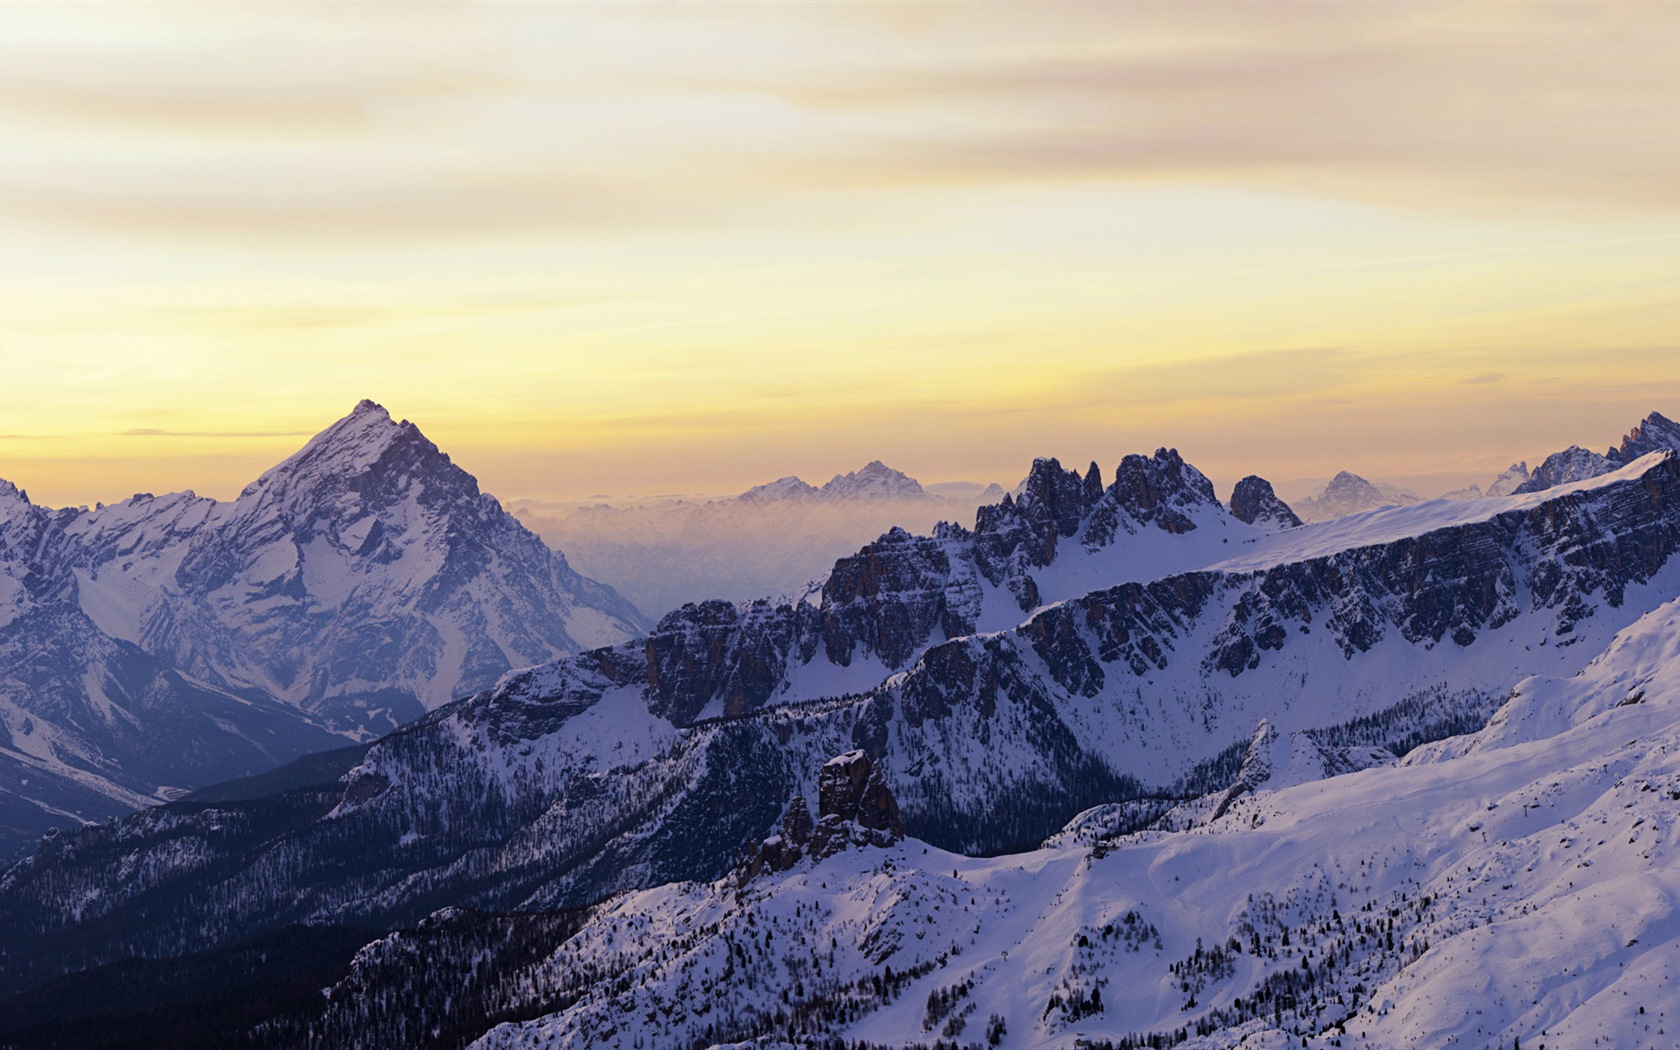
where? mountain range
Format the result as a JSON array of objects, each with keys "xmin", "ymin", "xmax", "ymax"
[
  {"xmin": 6, "ymin": 410, "xmax": 1680, "ymax": 1047},
  {"xmin": 516, "ymin": 463, "xmax": 1005, "ymax": 616},
  {"xmin": 0, "ymin": 401, "xmax": 645, "ymax": 858}
]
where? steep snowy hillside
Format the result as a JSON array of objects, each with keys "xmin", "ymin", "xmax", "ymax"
[
  {"xmin": 465, "ymin": 589, "xmax": 1680, "ymax": 1049},
  {"xmin": 0, "ymin": 401, "xmax": 644, "ymax": 857}
]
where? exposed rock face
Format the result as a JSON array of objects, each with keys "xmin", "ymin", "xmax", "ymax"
[
  {"xmin": 1228, "ymin": 476, "xmax": 1303, "ymax": 528},
  {"xmin": 816, "ymin": 749, "xmax": 905, "ymax": 838},
  {"xmin": 1508, "ymin": 411, "xmax": 1680, "ymax": 497},
  {"xmin": 1514, "ymin": 445, "xmax": 1614, "ymax": 495},
  {"xmin": 611, "ymin": 447, "xmax": 1254, "ymax": 726},
  {"xmin": 977, "ymin": 449, "xmax": 1225, "ymax": 609},
  {"xmin": 1613, "ymin": 411, "xmax": 1680, "ymax": 463},
  {"xmin": 740, "ymin": 796, "xmax": 814, "ymax": 878},
  {"xmin": 741, "ymin": 751, "xmax": 905, "ymax": 879},
  {"xmin": 643, "ymin": 599, "xmax": 801, "ymax": 724}
]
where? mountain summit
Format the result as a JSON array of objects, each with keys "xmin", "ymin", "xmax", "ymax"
[
  {"xmin": 735, "ymin": 460, "xmax": 931, "ymax": 503},
  {"xmin": 0, "ymin": 401, "xmax": 646, "ymax": 856}
]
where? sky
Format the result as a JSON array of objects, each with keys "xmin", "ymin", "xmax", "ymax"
[{"xmin": 3, "ymin": 2, "xmax": 1680, "ymax": 507}]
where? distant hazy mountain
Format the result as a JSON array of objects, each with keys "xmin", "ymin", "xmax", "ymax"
[
  {"xmin": 1292, "ymin": 470, "xmax": 1421, "ymax": 523},
  {"xmin": 737, "ymin": 460, "xmax": 934, "ymax": 504},
  {"xmin": 1484, "ymin": 461, "xmax": 1531, "ymax": 497},
  {"xmin": 520, "ymin": 462, "xmax": 1001, "ymax": 615},
  {"xmin": 0, "ymin": 400, "xmax": 644, "ymax": 857}
]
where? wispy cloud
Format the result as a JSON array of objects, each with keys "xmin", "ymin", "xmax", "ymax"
[
  {"xmin": 121, "ymin": 428, "xmax": 312, "ymax": 438},
  {"xmin": 5, "ymin": 3, "xmax": 1680, "ymax": 246}
]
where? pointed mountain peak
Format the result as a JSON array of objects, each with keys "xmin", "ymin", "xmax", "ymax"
[
  {"xmin": 1229, "ymin": 475, "xmax": 1303, "ymax": 528},
  {"xmin": 820, "ymin": 461, "xmax": 927, "ymax": 500},
  {"xmin": 1485, "ymin": 461, "xmax": 1531, "ymax": 498},
  {"xmin": 1513, "ymin": 445, "xmax": 1613, "ymax": 495},
  {"xmin": 236, "ymin": 400, "xmax": 465, "ymax": 506},
  {"xmin": 1295, "ymin": 470, "xmax": 1396, "ymax": 523},
  {"xmin": 1614, "ymin": 410, "xmax": 1680, "ymax": 464}
]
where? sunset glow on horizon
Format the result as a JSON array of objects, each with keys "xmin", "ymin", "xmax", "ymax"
[{"xmin": 4, "ymin": 3, "xmax": 1680, "ymax": 508}]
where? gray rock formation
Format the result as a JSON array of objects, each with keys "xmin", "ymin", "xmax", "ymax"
[{"xmin": 1228, "ymin": 476, "xmax": 1303, "ymax": 528}]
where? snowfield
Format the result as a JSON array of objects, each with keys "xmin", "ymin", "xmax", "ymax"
[{"xmin": 474, "ymin": 594, "xmax": 1680, "ymax": 1049}]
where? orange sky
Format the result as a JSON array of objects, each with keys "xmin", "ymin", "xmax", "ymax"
[{"xmin": 3, "ymin": 3, "xmax": 1680, "ymax": 507}]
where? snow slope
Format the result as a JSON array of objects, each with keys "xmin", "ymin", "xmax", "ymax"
[{"xmin": 477, "ymin": 590, "xmax": 1680, "ymax": 1050}]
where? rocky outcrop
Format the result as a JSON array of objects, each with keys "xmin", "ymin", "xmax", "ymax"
[
  {"xmin": 739, "ymin": 750, "xmax": 904, "ymax": 880},
  {"xmin": 976, "ymin": 449, "xmax": 1225, "ymax": 610},
  {"xmin": 1507, "ymin": 411, "xmax": 1680, "ymax": 497},
  {"xmin": 1228, "ymin": 476, "xmax": 1303, "ymax": 528},
  {"xmin": 643, "ymin": 599, "xmax": 804, "ymax": 724},
  {"xmin": 1613, "ymin": 411, "xmax": 1680, "ymax": 464},
  {"xmin": 883, "ymin": 452, "xmax": 1680, "ymax": 731},
  {"xmin": 821, "ymin": 526, "xmax": 979, "ymax": 668},
  {"xmin": 1513, "ymin": 445, "xmax": 1614, "ymax": 494}
]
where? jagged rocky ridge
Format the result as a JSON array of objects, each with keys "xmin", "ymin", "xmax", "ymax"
[
  {"xmin": 0, "ymin": 401, "xmax": 645, "ymax": 857},
  {"xmin": 1515, "ymin": 409, "xmax": 1680, "ymax": 495},
  {"xmin": 636, "ymin": 448, "xmax": 1271, "ymax": 725},
  {"xmin": 12, "ymin": 451, "xmax": 1680, "ymax": 1004}
]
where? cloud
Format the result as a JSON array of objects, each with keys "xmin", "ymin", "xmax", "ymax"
[
  {"xmin": 5, "ymin": 3, "xmax": 1680, "ymax": 247},
  {"xmin": 121, "ymin": 428, "xmax": 312, "ymax": 438}
]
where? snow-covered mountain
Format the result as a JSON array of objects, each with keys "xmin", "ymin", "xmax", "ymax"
[
  {"xmin": 0, "ymin": 400, "xmax": 645, "ymax": 857},
  {"xmin": 461, "ymin": 588, "xmax": 1680, "ymax": 1049},
  {"xmin": 1485, "ymin": 461, "xmax": 1531, "ymax": 497},
  {"xmin": 13, "ymin": 446, "xmax": 1680, "ymax": 1007},
  {"xmin": 1513, "ymin": 410, "xmax": 1680, "ymax": 496},
  {"xmin": 1513, "ymin": 444, "xmax": 1614, "ymax": 494},
  {"xmin": 14, "ymin": 436, "xmax": 1680, "ymax": 1047},
  {"xmin": 738, "ymin": 460, "xmax": 935, "ymax": 504},
  {"xmin": 1292, "ymin": 471, "xmax": 1420, "ymax": 523}
]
